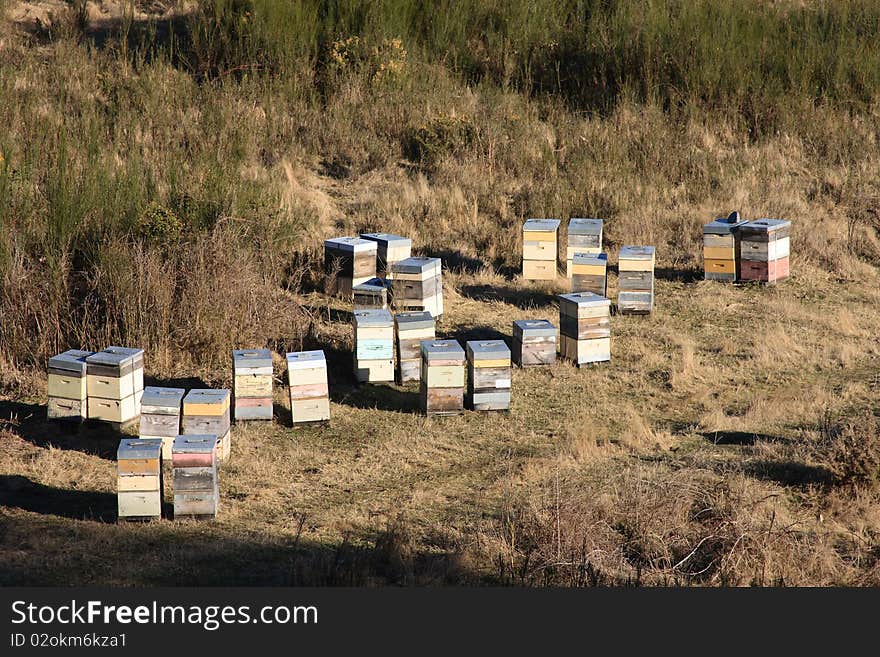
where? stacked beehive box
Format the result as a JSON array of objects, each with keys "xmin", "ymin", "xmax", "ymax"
[
  {"xmin": 117, "ymin": 437, "xmax": 163, "ymax": 521},
  {"xmin": 703, "ymin": 213, "xmax": 746, "ymax": 281},
  {"xmin": 172, "ymin": 434, "xmax": 218, "ymax": 521},
  {"xmin": 324, "ymin": 236, "xmax": 377, "ymax": 297},
  {"xmin": 522, "ymin": 219, "xmax": 561, "ymax": 281},
  {"xmin": 570, "ymin": 252, "xmax": 608, "ymax": 296},
  {"xmin": 360, "ymin": 232, "xmax": 412, "ymax": 279},
  {"xmin": 420, "ymin": 340, "xmax": 465, "ymax": 416},
  {"xmin": 391, "ymin": 257, "xmax": 443, "ymax": 319},
  {"xmin": 353, "ymin": 308, "xmax": 394, "ymax": 383},
  {"xmin": 139, "ymin": 387, "xmax": 185, "ymax": 459},
  {"xmin": 512, "ymin": 320, "xmax": 557, "ymax": 367},
  {"xmin": 394, "ymin": 311, "xmax": 435, "ymax": 383},
  {"xmin": 232, "ymin": 349, "xmax": 273, "ymax": 421},
  {"xmin": 617, "ymin": 246, "xmax": 656, "ymax": 315},
  {"xmin": 566, "ymin": 218, "xmax": 603, "ymax": 278},
  {"xmin": 352, "ymin": 277, "xmax": 391, "ymax": 310},
  {"xmin": 466, "ymin": 340, "xmax": 511, "ymax": 411},
  {"xmin": 85, "ymin": 347, "xmax": 143, "ymax": 426},
  {"xmin": 182, "ymin": 389, "xmax": 231, "ymax": 462},
  {"xmin": 47, "ymin": 349, "xmax": 93, "ymax": 421},
  {"xmin": 739, "ymin": 219, "xmax": 791, "ymax": 284},
  {"xmin": 286, "ymin": 350, "xmax": 331, "ymax": 426},
  {"xmin": 558, "ymin": 292, "xmax": 612, "ymax": 366}
]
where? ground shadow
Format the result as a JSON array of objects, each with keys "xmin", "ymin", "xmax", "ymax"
[
  {"xmin": 144, "ymin": 375, "xmax": 211, "ymax": 390},
  {"xmin": 654, "ymin": 266, "xmax": 703, "ymax": 284},
  {"xmin": 458, "ymin": 284, "xmax": 557, "ymax": 310},
  {"xmin": 743, "ymin": 460, "xmax": 834, "ymax": 487},
  {"xmin": 699, "ymin": 430, "xmax": 794, "ymax": 446},
  {"xmin": 0, "ymin": 400, "xmax": 122, "ymax": 460},
  {"xmin": 425, "ymin": 249, "xmax": 486, "ymax": 276},
  {"xmin": 0, "ymin": 475, "xmax": 116, "ymax": 522},
  {"xmin": 330, "ymin": 383, "xmax": 419, "ymax": 414}
]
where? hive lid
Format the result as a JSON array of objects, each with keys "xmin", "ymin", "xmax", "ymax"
[
  {"xmin": 86, "ymin": 349, "xmax": 136, "ymax": 369},
  {"xmin": 523, "ymin": 219, "xmax": 561, "ymax": 232},
  {"xmin": 232, "ymin": 348, "xmax": 273, "ymax": 368},
  {"xmin": 618, "ymin": 246, "xmax": 656, "ymax": 260},
  {"xmin": 704, "ymin": 215, "xmax": 748, "ymax": 234},
  {"xmin": 557, "ymin": 292, "xmax": 611, "ymax": 308},
  {"xmin": 105, "ymin": 346, "xmax": 144, "ymax": 360},
  {"xmin": 324, "ymin": 236, "xmax": 377, "ymax": 253},
  {"xmin": 183, "ymin": 389, "xmax": 230, "ymax": 404},
  {"xmin": 286, "ymin": 350, "xmax": 327, "ymax": 369},
  {"xmin": 740, "ymin": 219, "xmax": 791, "ymax": 232},
  {"xmin": 172, "ymin": 434, "xmax": 217, "ymax": 454},
  {"xmin": 466, "ymin": 340, "xmax": 511, "ymax": 360},
  {"xmin": 568, "ymin": 218, "xmax": 603, "ymax": 235},
  {"xmin": 353, "ymin": 278, "xmax": 392, "ymax": 293},
  {"xmin": 48, "ymin": 349, "xmax": 94, "ymax": 373},
  {"xmin": 141, "ymin": 386, "xmax": 186, "ymax": 407},
  {"xmin": 395, "ymin": 311, "xmax": 434, "ymax": 329},
  {"xmin": 420, "ymin": 339, "xmax": 465, "ymax": 360},
  {"xmin": 117, "ymin": 438, "xmax": 162, "ymax": 460},
  {"xmin": 513, "ymin": 319, "xmax": 556, "ymax": 337},
  {"xmin": 353, "ymin": 308, "xmax": 394, "ymax": 327},
  {"xmin": 360, "ymin": 233, "xmax": 412, "ymax": 247},
  {"xmin": 572, "ymin": 252, "xmax": 608, "ymax": 265},
  {"xmin": 391, "ymin": 256, "xmax": 442, "ymax": 275}
]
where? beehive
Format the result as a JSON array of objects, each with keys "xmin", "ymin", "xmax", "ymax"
[
  {"xmin": 420, "ymin": 340, "xmax": 465, "ymax": 416},
  {"xmin": 570, "ymin": 252, "xmax": 608, "ymax": 296},
  {"xmin": 512, "ymin": 319, "xmax": 556, "ymax": 367},
  {"xmin": 353, "ymin": 308, "xmax": 394, "ymax": 383},
  {"xmin": 117, "ymin": 437, "xmax": 162, "ymax": 521},
  {"xmin": 558, "ymin": 292, "xmax": 611, "ymax": 366},
  {"xmin": 394, "ymin": 311, "xmax": 435, "ymax": 383},
  {"xmin": 232, "ymin": 348, "xmax": 273, "ymax": 421},
  {"xmin": 617, "ymin": 246, "xmax": 656, "ymax": 315},
  {"xmin": 703, "ymin": 212, "xmax": 747, "ymax": 281},
  {"xmin": 566, "ymin": 218, "xmax": 603, "ymax": 278},
  {"xmin": 739, "ymin": 219, "xmax": 791, "ymax": 284},
  {"xmin": 85, "ymin": 347, "xmax": 144, "ymax": 426},
  {"xmin": 139, "ymin": 386, "xmax": 185, "ymax": 459},
  {"xmin": 391, "ymin": 256, "xmax": 443, "ymax": 319},
  {"xmin": 360, "ymin": 232, "xmax": 412, "ymax": 279},
  {"xmin": 47, "ymin": 349, "xmax": 93, "ymax": 421},
  {"xmin": 324, "ymin": 236, "xmax": 377, "ymax": 297},
  {"xmin": 286, "ymin": 350, "xmax": 330, "ymax": 425},
  {"xmin": 352, "ymin": 277, "xmax": 391, "ymax": 310},
  {"xmin": 172, "ymin": 434, "xmax": 218, "ymax": 521},
  {"xmin": 522, "ymin": 219, "xmax": 561, "ymax": 281},
  {"xmin": 466, "ymin": 340, "xmax": 511, "ymax": 411},
  {"xmin": 182, "ymin": 389, "xmax": 231, "ymax": 462}
]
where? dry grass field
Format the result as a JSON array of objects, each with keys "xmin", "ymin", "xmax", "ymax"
[{"xmin": 1, "ymin": 0, "xmax": 880, "ymax": 586}]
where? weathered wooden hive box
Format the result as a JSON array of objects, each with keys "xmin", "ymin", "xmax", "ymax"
[
  {"xmin": 703, "ymin": 215, "xmax": 747, "ymax": 281},
  {"xmin": 522, "ymin": 218, "xmax": 560, "ymax": 281},
  {"xmin": 360, "ymin": 232, "xmax": 412, "ymax": 279},
  {"xmin": 172, "ymin": 434, "xmax": 219, "ymax": 521},
  {"xmin": 570, "ymin": 252, "xmax": 608, "ymax": 296},
  {"xmin": 420, "ymin": 339, "xmax": 465, "ymax": 416},
  {"xmin": 85, "ymin": 347, "xmax": 143, "ymax": 426},
  {"xmin": 232, "ymin": 348, "xmax": 273, "ymax": 421},
  {"xmin": 47, "ymin": 349, "xmax": 93, "ymax": 421},
  {"xmin": 139, "ymin": 386, "xmax": 185, "ymax": 459},
  {"xmin": 558, "ymin": 292, "xmax": 612, "ymax": 366},
  {"xmin": 466, "ymin": 340, "xmax": 511, "ymax": 411},
  {"xmin": 182, "ymin": 389, "xmax": 231, "ymax": 462},
  {"xmin": 391, "ymin": 256, "xmax": 443, "ymax": 319},
  {"xmin": 617, "ymin": 245, "xmax": 656, "ymax": 315},
  {"xmin": 117, "ymin": 437, "xmax": 163, "ymax": 521},
  {"xmin": 566, "ymin": 218, "xmax": 603, "ymax": 278},
  {"xmin": 324, "ymin": 236, "xmax": 377, "ymax": 297},
  {"xmin": 738, "ymin": 219, "xmax": 791, "ymax": 284},
  {"xmin": 286, "ymin": 350, "xmax": 330, "ymax": 425},
  {"xmin": 512, "ymin": 319, "xmax": 557, "ymax": 367},
  {"xmin": 394, "ymin": 311, "xmax": 435, "ymax": 383},
  {"xmin": 353, "ymin": 277, "xmax": 391, "ymax": 311},
  {"xmin": 353, "ymin": 308, "xmax": 395, "ymax": 383}
]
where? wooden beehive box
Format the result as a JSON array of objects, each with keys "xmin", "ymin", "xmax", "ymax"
[
  {"xmin": 85, "ymin": 348, "xmax": 141, "ymax": 426},
  {"xmin": 391, "ymin": 256, "xmax": 443, "ymax": 319},
  {"xmin": 172, "ymin": 434, "xmax": 219, "ymax": 521},
  {"xmin": 139, "ymin": 386, "xmax": 185, "ymax": 460},
  {"xmin": 558, "ymin": 292, "xmax": 611, "ymax": 366},
  {"xmin": 353, "ymin": 277, "xmax": 391, "ymax": 310},
  {"xmin": 182, "ymin": 389, "xmax": 231, "ymax": 462},
  {"xmin": 522, "ymin": 218, "xmax": 561, "ymax": 281},
  {"xmin": 286, "ymin": 350, "xmax": 330, "ymax": 425},
  {"xmin": 324, "ymin": 236, "xmax": 377, "ymax": 297},
  {"xmin": 512, "ymin": 319, "xmax": 556, "ymax": 367},
  {"xmin": 466, "ymin": 340, "xmax": 511, "ymax": 411},
  {"xmin": 360, "ymin": 232, "xmax": 412, "ymax": 279},
  {"xmin": 420, "ymin": 339, "xmax": 465, "ymax": 416},
  {"xmin": 566, "ymin": 218, "xmax": 603, "ymax": 277},
  {"xmin": 570, "ymin": 252, "xmax": 608, "ymax": 296},
  {"xmin": 117, "ymin": 437, "xmax": 163, "ymax": 521},
  {"xmin": 47, "ymin": 349, "xmax": 93, "ymax": 421},
  {"xmin": 394, "ymin": 311, "xmax": 435, "ymax": 383},
  {"xmin": 617, "ymin": 245, "xmax": 656, "ymax": 315},
  {"xmin": 703, "ymin": 213, "xmax": 747, "ymax": 281},
  {"xmin": 738, "ymin": 219, "xmax": 791, "ymax": 284},
  {"xmin": 353, "ymin": 308, "xmax": 394, "ymax": 383},
  {"xmin": 232, "ymin": 348, "xmax": 273, "ymax": 421}
]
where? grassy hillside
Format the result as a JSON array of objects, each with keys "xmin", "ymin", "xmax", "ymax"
[{"xmin": 1, "ymin": 0, "xmax": 880, "ymax": 585}]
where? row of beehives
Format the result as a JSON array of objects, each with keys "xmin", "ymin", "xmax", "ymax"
[{"xmin": 703, "ymin": 214, "xmax": 791, "ymax": 283}]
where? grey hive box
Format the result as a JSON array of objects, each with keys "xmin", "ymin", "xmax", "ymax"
[
  {"xmin": 47, "ymin": 349, "xmax": 93, "ymax": 421},
  {"xmin": 512, "ymin": 319, "xmax": 557, "ymax": 367},
  {"xmin": 570, "ymin": 252, "xmax": 608, "ymax": 296},
  {"xmin": 394, "ymin": 311, "xmax": 435, "ymax": 383},
  {"xmin": 523, "ymin": 218, "xmax": 561, "ymax": 281},
  {"xmin": 232, "ymin": 348, "xmax": 273, "ymax": 422},
  {"xmin": 360, "ymin": 233, "xmax": 412, "ymax": 279},
  {"xmin": 566, "ymin": 218, "xmax": 603, "ymax": 277},
  {"xmin": 420, "ymin": 340, "xmax": 465, "ymax": 416},
  {"xmin": 181, "ymin": 389, "xmax": 231, "ymax": 463},
  {"xmin": 353, "ymin": 308, "xmax": 394, "ymax": 383},
  {"xmin": 171, "ymin": 434, "xmax": 219, "ymax": 521},
  {"xmin": 353, "ymin": 277, "xmax": 391, "ymax": 311},
  {"xmin": 466, "ymin": 340, "xmax": 511, "ymax": 411},
  {"xmin": 617, "ymin": 246, "xmax": 656, "ymax": 315},
  {"xmin": 117, "ymin": 437, "xmax": 163, "ymax": 521},
  {"xmin": 324, "ymin": 236, "xmax": 377, "ymax": 297},
  {"xmin": 558, "ymin": 292, "xmax": 611, "ymax": 366},
  {"xmin": 139, "ymin": 386, "xmax": 185, "ymax": 459},
  {"xmin": 391, "ymin": 256, "xmax": 443, "ymax": 319},
  {"xmin": 287, "ymin": 350, "xmax": 330, "ymax": 425}
]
